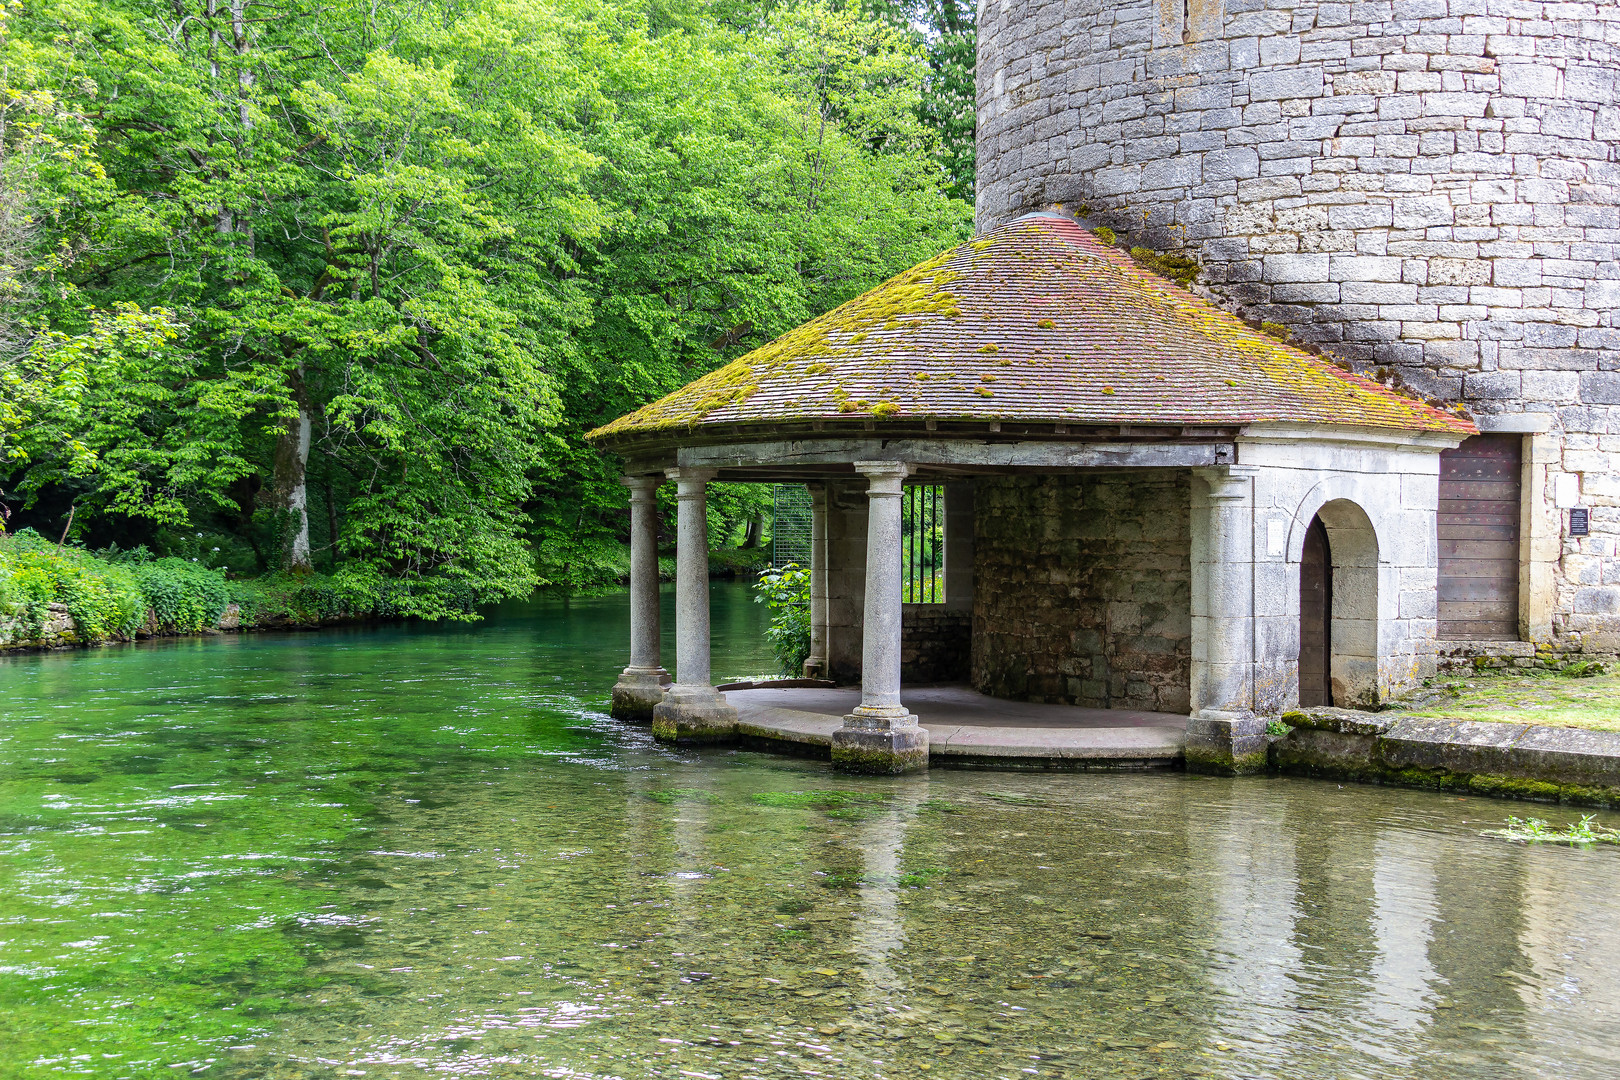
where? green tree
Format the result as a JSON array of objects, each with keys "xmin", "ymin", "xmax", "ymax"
[
  {"xmin": 864, "ymin": 0, "xmax": 974, "ymax": 198},
  {"xmin": 1, "ymin": 0, "xmax": 971, "ymax": 603}
]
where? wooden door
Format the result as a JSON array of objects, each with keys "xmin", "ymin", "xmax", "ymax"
[
  {"xmin": 1300, "ymin": 516, "xmax": 1331, "ymax": 707},
  {"xmin": 1438, "ymin": 434, "xmax": 1521, "ymax": 640}
]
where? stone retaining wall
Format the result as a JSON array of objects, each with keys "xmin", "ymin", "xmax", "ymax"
[
  {"xmin": 1, "ymin": 602, "xmax": 276, "ymax": 652},
  {"xmin": 1273, "ymin": 705, "xmax": 1620, "ymax": 806},
  {"xmin": 972, "ymin": 472, "xmax": 1193, "ymax": 712}
]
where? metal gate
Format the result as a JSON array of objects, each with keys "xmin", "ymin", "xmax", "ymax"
[{"xmin": 770, "ymin": 484, "xmax": 812, "ymax": 569}]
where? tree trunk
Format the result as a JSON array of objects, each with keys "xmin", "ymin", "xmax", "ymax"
[
  {"xmin": 742, "ymin": 512, "xmax": 764, "ymax": 550},
  {"xmin": 271, "ymin": 367, "xmax": 314, "ymax": 573}
]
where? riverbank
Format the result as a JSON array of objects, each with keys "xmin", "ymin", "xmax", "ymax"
[
  {"xmin": 0, "ymin": 531, "xmax": 396, "ymax": 652},
  {"xmin": 1, "ymin": 530, "xmax": 777, "ymax": 653}
]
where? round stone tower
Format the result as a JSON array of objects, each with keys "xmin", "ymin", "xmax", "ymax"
[{"xmin": 977, "ymin": 0, "xmax": 1620, "ymax": 654}]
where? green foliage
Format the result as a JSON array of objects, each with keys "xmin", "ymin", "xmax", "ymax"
[
  {"xmin": 897, "ymin": 865, "xmax": 948, "ymax": 887},
  {"xmin": 118, "ymin": 554, "xmax": 231, "ymax": 633},
  {"xmin": 753, "ymin": 562, "xmax": 811, "ymax": 675},
  {"xmin": 1486, "ymin": 815, "xmax": 1620, "ymax": 846},
  {"xmin": 0, "ymin": 529, "xmax": 495, "ymax": 645},
  {"xmin": 1, "ymin": 0, "xmax": 971, "ymax": 600},
  {"xmin": 866, "ymin": 0, "xmax": 975, "ymax": 198},
  {"xmin": 230, "ymin": 562, "xmax": 481, "ymax": 625},
  {"xmin": 0, "ymin": 528, "xmax": 146, "ymax": 641},
  {"xmin": 1562, "ymin": 660, "xmax": 1607, "ymax": 678},
  {"xmin": 1265, "ymin": 718, "xmax": 1292, "ymax": 737}
]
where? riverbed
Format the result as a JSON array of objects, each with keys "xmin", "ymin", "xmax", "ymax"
[{"xmin": 3, "ymin": 582, "xmax": 1619, "ymax": 1079}]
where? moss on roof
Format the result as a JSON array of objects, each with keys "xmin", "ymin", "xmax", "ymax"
[{"xmin": 589, "ymin": 214, "xmax": 1475, "ymax": 443}]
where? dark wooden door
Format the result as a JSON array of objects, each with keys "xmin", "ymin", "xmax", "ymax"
[
  {"xmin": 1438, "ymin": 434, "xmax": 1521, "ymax": 640},
  {"xmin": 1300, "ymin": 516, "xmax": 1331, "ymax": 707}
]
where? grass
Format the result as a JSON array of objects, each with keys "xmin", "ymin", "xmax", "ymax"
[{"xmin": 1394, "ymin": 669, "xmax": 1620, "ymax": 732}]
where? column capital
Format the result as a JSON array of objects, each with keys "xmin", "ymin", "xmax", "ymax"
[
  {"xmin": 621, "ymin": 473, "xmax": 664, "ymax": 496},
  {"xmin": 854, "ymin": 460, "xmax": 910, "ymax": 496},
  {"xmin": 665, "ymin": 466, "xmax": 718, "ymax": 489},
  {"xmin": 1194, "ymin": 465, "xmax": 1260, "ymax": 501}
]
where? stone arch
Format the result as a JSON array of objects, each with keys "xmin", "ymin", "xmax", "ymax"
[
  {"xmin": 1312, "ymin": 500, "xmax": 1381, "ymax": 709},
  {"xmin": 1285, "ymin": 476, "xmax": 1394, "ymax": 566}
]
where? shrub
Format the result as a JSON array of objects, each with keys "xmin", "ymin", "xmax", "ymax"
[
  {"xmin": 124, "ymin": 557, "xmax": 231, "ymax": 633},
  {"xmin": 0, "ymin": 530, "xmax": 147, "ymax": 642},
  {"xmin": 753, "ymin": 563, "xmax": 811, "ymax": 677}
]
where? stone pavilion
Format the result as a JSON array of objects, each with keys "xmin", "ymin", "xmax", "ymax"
[{"xmin": 587, "ymin": 212, "xmax": 1475, "ymax": 774}]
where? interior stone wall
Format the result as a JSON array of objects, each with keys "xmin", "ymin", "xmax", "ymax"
[
  {"xmin": 823, "ymin": 478, "xmax": 868, "ymax": 685},
  {"xmin": 972, "ymin": 472, "xmax": 1193, "ymax": 713},
  {"xmin": 901, "ymin": 609, "xmax": 973, "ymax": 683}
]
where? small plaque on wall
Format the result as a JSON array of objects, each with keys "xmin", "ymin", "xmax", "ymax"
[{"xmin": 1570, "ymin": 507, "xmax": 1590, "ymax": 537}]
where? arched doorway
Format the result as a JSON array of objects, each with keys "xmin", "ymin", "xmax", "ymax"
[
  {"xmin": 1297, "ymin": 499, "xmax": 1381, "ymax": 709},
  {"xmin": 1299, "ymin": 517, "xmax": 1331, "ymax": 707}
]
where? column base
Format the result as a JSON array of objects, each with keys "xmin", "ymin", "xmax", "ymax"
[
  {"xmin": 1185, "ymin": 710, "xmax": 1270, "ymax": 775},
  {"xmin": 832, "ymin": 713, "xmax": 929, "ymax": 775},
  {"xmin": 610, "ymin": 667, "xmax": 671, "ymax": 723},
  {"xmin": 652, "ymin": 684, "xmax": 739, "ymax": 745}
]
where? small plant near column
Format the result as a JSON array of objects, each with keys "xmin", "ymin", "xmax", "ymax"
[{"xmin": 753, "ymin": 563, "xmax": 811, "ymax": 677}]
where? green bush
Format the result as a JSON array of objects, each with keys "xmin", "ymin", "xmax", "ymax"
[
  {"xmin": 0, "ymin": 530, "xmax": 147, "ymax": 642},
  {"xmin": 122, "ymin": 556, "xmax": 231, "ymax": 633},
  {"xmin": 2, "ymin": 530, "xmax": 491, "ymax": 646},
  {"xmin": 753, "ymin": 563, "xmax": 811, "ymax": 677},
  {"xmin": 228, "ymin": 562, "xmax": 481, "ymax": 626}
]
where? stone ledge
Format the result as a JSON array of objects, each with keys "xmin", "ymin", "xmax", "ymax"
[{"xmin": 1273, "ymin": 711, "xmax": 1620, "ymax": 807}]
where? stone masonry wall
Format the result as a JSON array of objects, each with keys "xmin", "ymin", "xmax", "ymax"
[
  {"xmin": 901, "ymin": 608, "xmax": 974, "ymax": 683},
  {"xmin": 972, "ymin": 472, "xmax": 1192, "ymax": 712},
  {"xmin": 976, "ymin": 0, "xmax": 1620, "ymax": 652}
]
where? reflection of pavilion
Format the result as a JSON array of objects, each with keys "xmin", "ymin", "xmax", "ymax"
[{"xmin": 589, "ymin": 214, "xmax": 1473, "ymax": 774}]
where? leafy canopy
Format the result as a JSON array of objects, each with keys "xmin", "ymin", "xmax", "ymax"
[{"xmin": 1, "ymin": 0, "xmax": 971, "ymax": 603}]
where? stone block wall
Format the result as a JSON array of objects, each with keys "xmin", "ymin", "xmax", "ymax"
[
  {"xmin": 901, "ymin": 608, "xmax": 973, "ymax": 683},
  {"xmin": 823, "ymin": 478, "xmax": 868, "ymax": 684},
  {"xmin": 1237, "ymin": 431, "xmax": 1451, "ymax": 709},
  {"xmin": 972, "ymin": 472, "xmax": 1193, "ymax": 713},
  {"xmin": 976, "ymin": 0, "xmax": 1620, "ymax": 653}
]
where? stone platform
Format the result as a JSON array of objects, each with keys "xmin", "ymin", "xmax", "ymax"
[{"xmin": 725, "ymin": 684, "xmax": 1186, "ymax": 769}]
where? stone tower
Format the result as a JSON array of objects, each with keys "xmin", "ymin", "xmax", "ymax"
[{"xmin": 977, "ymin": 0, "xmax": 1620, "ymax": 659}]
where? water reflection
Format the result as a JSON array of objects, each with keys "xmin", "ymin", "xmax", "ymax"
[{"xmin": 3, "ymin": 584, "xmax": 1620, "ymax": 1078}]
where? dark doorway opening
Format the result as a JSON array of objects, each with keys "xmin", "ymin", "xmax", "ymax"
[{"xmin": 1300, "ymin": 515, "xmax": 1332, "ymax": 708}]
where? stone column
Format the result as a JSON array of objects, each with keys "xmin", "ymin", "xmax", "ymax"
[
  {"xmin": 1187, "ymin": 465, "xmax": 1265, "ymax": 775},
  {"xmin": 610, "ymin": 474, "xmax": 671, "ymax": 722},
  {"xmin": 651, "ymin": 467, "xmax": 738, "ymax": 744},
  {"xmin": 804, "ymin": 483, "xmax": 830, "ymax": 679},
  {"xmin": 832, "ymin": 461, "xmax": 928, "ymax": 774}
]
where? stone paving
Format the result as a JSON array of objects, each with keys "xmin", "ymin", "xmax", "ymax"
[{"xmin": 727, "ymin": 684, "xmax": 1186, "ymax": 768}]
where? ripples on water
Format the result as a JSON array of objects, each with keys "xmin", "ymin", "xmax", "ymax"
[{"xmin": 3, "ymin": 582, "xmax": 1620, "ymax": 1079}]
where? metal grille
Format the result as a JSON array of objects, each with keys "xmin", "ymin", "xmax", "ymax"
[
  {"xmin": 770, "ymin": 484, "xmax": 813, "ymax": 569},
  {"xmin": 903, "ymin": 484, "xmax": 945, "ymax": 603}
]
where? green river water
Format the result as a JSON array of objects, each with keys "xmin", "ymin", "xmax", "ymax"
[{"xmin": 3, "ymin": 581, "xmax": 1620, "ymax": 1079}]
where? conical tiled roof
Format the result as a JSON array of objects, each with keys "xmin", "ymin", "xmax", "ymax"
[{"xmin": 589, "ymin": 214, "xmax": 1474, "ymax": 444}]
